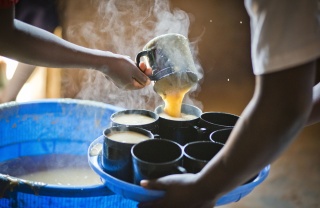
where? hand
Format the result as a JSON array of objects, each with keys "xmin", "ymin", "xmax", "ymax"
[
  {"xmin": 138, "ymin": 174, "xmax": 217, "ymax": 208},
  {"xmin": 99, "ymin": 54, "xmax": 152, "ymax": 90}
]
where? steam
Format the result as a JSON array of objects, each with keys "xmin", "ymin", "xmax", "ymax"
[{"xmin": 64, "ymin": 0, "xmax": 203, "ymax": 111}]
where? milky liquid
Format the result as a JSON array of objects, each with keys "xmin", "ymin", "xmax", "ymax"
[
  {"xmin": 19, "ymin": 167, "xmax": 102, "ymax": 186},
  {"xmin": 113, "ymin": 114, "xmax": 156, "ymax": 125},
  {"xmin": 159, "ymin": 112, "xmax": 198, "ymax": 121},
  {"xmin": 0, "ymin": 155, "xmax": 103, "ymax": 186},
  {"xmin": 108, "ymin": 131, "xmax": 151, "ymax": 144}
]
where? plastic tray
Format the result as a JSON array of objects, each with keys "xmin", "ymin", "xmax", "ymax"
[{"xmin": 88, "ymin": 136, "xmax": 270, "ymax": 206}]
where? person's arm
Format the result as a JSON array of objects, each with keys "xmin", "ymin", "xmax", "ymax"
[
  {"xmin": 0, "ymin": 6, "xmax": 150, "ymax": 90},
  {"xmin": 139, "ymin": 61, "xmax": 316, "ymax": 208},
  {"xmin": 197, "ymin": 61, "xmax": 315, "ymax": 198},
  {"xmin": 0, "ymin": 63, "xmax": 35, "ymax": 103}
]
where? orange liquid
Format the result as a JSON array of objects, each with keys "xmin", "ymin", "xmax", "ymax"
[{"xmin": 160, "ymin": 87, "xmax": 191, "ymax": 117}]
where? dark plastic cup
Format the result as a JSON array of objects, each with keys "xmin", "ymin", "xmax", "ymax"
[
  {"xmin": 210, "ymin": 128, "xmax": 233, "ymax": 145},
  {"xmin": 154, "ymin": 104, "xmax": 202, "ymax": 145},
  {"xmin": 183, "ymin": 141, "xmax": 224, "ymax": 173},
  {"xmin": 198, "ymin": 112, "xmax": 239, "ymax": 141},
  {"xmin": 102, "ymin": 126, "xmax": 154, "ymax": 183},
  {"xmin": 131, "ymin": 139, "xmax": 185, "ymax": 185}
]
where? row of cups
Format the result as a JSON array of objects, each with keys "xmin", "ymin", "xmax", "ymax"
[
  {"xmin": 101, "ymin": 104, "xmax": 238, "ymax": 185},
  {"xmin": 112, "ymin": 104, "xmax": 238, "ymax": 145}
]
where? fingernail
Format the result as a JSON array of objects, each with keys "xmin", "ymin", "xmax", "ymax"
[{"xmin": 140, "ymin": 180, "xmax": 148, "ymax": 187}]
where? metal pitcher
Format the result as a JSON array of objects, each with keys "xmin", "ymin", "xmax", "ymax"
[{"xmin": 136, "ymin": 33, "xmax": 199, "ymax": 94}]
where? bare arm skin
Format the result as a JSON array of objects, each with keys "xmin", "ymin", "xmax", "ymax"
[
  {"xmin": 139, "ymin": 61, "xmax": 316, "ymax": 208},
  {"xmin": 0, "ymin": 6, "xmax": 150, "ymax": 90},
  {"xmin": 0, "ymin": 63, "xmax": 35, "ymax": 102},
  {"xmin": 198, "ymin": 61, "xmax": 315, "ymax": 199}
]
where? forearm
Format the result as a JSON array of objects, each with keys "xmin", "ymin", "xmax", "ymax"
[
  {"xmin": 0, "ymin": 19, "xmax": 117, "ymax": 71},
  {"xmin": 197, "ymin": 62, "xmax": 315, "ymax": 200},
  {"xmin": 0, "ymin": 7, "xmax": 150, "ymax": 90},
  {"xmin": 1, "ymin": 63, "xmax": 35, "ymax": 102}
]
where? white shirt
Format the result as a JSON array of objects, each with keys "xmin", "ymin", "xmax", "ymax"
[{"xmin": 245, "ymin": 0, "xmax": 320, "ymax": 75}]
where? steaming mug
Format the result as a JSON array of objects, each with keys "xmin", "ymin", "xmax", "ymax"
[
  {"xmin": 155, "ymin": 104, "xmax": 202, "ymax": 146},
  {"xmin": 136, "ymin": 33, "xmax": 199, "ymax": 94},
  {"xmin": 110, "ymin": 109, "xmax": 160, "ymax": 135},
  {"xmin": 102, "ymin": 126, "xmax": 154, "ymax": 183}
]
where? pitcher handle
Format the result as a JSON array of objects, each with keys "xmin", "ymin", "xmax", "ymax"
[
  {"xmin": 136, "ymin": 50, "xmax": 149, "ymax": 69},
  {"xmin": 136, "ymin": 50, "xmax": 157, "ymax": 81}
]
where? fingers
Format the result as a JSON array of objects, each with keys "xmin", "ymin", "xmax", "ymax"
[
  {"xmin": 139, "ymin": 62, "xmax": 153, "ymax": 76},
  {"xmin": 132, "ymin": 62, "xmax": 152, "ymax": 89},
  {"xmin": 140, "ymin": 179, "xmax": 168, "ymax": 191},
  {"xmin": 132, "ymin": 78, "xmax": 151, "ymax": 89},
  {"xmin": 138, "ymin": 199, "xmax": 164, "ymax": 208}
]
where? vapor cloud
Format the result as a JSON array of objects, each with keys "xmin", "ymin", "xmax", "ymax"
[{"xmin": 63, "ymin": 0, "xmax": 203, "ymax": 111}]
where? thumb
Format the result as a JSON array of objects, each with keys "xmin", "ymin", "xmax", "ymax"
[
  {"xmin": 140, "ymin": 179, "xmax": 168, "ymax": 191},
  {"xmin": 132, "ymin": 73, "xmax": 151, "ymax": 87},
  {"xmin": 133, "ymin": 62, "xmax": 151, "ymax": 87}
]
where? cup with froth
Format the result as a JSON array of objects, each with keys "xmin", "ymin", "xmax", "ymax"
[
  {"xmin": 102, "ymin": 126, "xmax": 154, "ymax": 183},
  {"xmin": 110, "ymin": 109, "xmax": 159, "ymax": 134}
]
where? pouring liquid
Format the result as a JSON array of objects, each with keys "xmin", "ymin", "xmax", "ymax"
[
  {"xmin": 159, "ymin": 87, "xmax": 191, "ymax": 117},
  {"xmin": 154, "ymin": 72, "xmax": 195, "ymax": 118}
]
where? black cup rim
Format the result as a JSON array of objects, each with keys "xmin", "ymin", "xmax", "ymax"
[
  {"xmin": 155, "ymin": 103, "xmax": 202, "ymax": 123},
  {"xmin": 200, "ymin": 112, "xmax": 239, "ymax": 128},
  {"xmin": 183, "ymin": 141, "xmax": 224, "ymax": 162},
  {"xmin": 131, "ymin": 139, "xmax": 183, "ymax": 165},
  {"xmin": 103, "ymin": 126, "xmax": 154, "ymax": 146},
  {"xmin": 209, "ymin": 128, "xmax": 233, "ymax": 145},
  {"xmin": 110, "ymin": 109, "xmax": 159, "ymax": 126}
]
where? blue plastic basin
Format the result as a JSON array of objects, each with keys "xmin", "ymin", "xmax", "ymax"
[{"xmin": 0, "ymin": 99, "xmax": 137, "ymax": 208}]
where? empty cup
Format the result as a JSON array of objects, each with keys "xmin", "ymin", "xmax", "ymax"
[
  {"xmin": 210, "ymin": 128, "xmax": 233, "ymax": 145},
  {"xmin": 183, "ymin": 141, "xmax": 224, "ymax": 173},
  {"xmin": 131, "ymin": 139, "xmax": 185, "ymax": 185},
  {"xmin": 198, "ymin": 112, "xmax": 239, "ymax": 141}
]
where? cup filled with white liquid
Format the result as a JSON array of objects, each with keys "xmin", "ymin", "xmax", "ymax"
[
  {"xmin": 155, "ymin": 103, "xmax": 202, "ymax": 145},
  {"xmin": 102, "ymin": 126, "xmax": 154, "ymax": 183},
  {"xmin": 110, "ymin": 109, "xmax": 159, "ymax": 134}
]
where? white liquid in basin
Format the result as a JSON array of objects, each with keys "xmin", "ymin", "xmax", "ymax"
[{"xmin": 19, "ymin": 167, "xmax": 102, "ymax": 186}]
